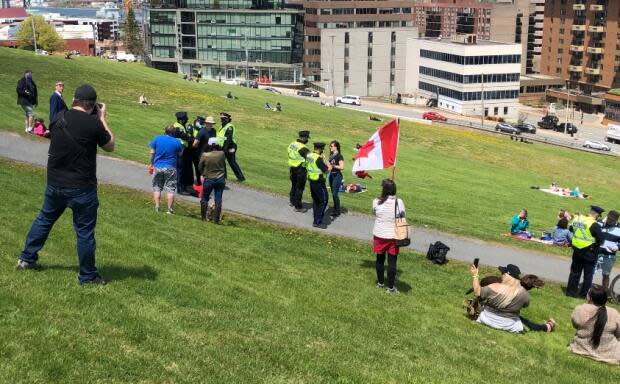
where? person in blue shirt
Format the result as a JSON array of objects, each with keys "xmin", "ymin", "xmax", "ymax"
[
  {"xmin": 149, "ymin": 124, "xmax": 184, "ymax": 214},
  {"xmin": 552, "ymin": 217, "xmax": 573, "ymax": 246},
  {"xmin": 510, "ymin": 209, "xmax": 530, "ymax": 236}
]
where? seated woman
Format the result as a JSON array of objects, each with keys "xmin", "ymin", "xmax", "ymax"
[
  {"xmin": 569, "ymin": 285, "xmax": 620, "ymax": 365},
  {"xmin": 552, "ymin": 218, "xmax": 573, "ymax": 246},
  {"xmin": 32, "ymin": 118, "xmax": 49, "ymax": 138},
  {"xmin": 510, "ymin": 209, "xmax": 530, "ymax": 236},
  {"xmin": 264, "ymin": 102, "xmax": 272, "ymax": 111},
  {"xmin": 139, "ymin": 94, "xmax": 150, "ymax": 105},
  {"xmin": 470, "ymin": 263, "xmax": 530, "ymax": 333},
  {"xmin": 275, "ymin": 102, "xmax": 282, "ymax": 112}
]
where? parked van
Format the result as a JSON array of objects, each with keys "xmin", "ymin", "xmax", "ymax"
[
  {"xmin": 336, "ymin": 95, "xmax": 361, "ymax": 106},
  {"xmin": 607, "ymin": 124, "xmax": 620, "ymax": 144}
]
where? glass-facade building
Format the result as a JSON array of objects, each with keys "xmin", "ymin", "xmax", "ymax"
[{"xmin": 146, "ymin": 0, "xmax": 304, "ymax": 83}]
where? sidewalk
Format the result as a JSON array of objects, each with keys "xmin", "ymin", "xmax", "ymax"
[{"xmin": 1, "ymin": 130, "xmax": 615, "ymax": 283}]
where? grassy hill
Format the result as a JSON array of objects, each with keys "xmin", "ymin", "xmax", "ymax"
[
  {"xmin": 1, "ymin": 159, "xmax": 618, "ymax": 383},
  {"xmin": 0, "ymin": 48, "xmax": 618, "ymax": 255}
]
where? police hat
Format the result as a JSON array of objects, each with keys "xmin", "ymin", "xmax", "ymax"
[
  {"xmin": 220, "ymin": 112, "xmax": 232, "ymax": 119},
  {"xmin": 314, "ymin": 142, "xmax": 326, "ymax": 150},
  {"xmin": 298, "ymin": 130, "xmax": 310, "ymax": 138},
  {"xmin": 196, "ymin": 116, "xmax": 206, "ymax": 123},
  {"xmin": 175, "ymin": 111, "xmax": 188, "ymax": 120},
  {"xmin": 590, "ymin": 205, "xmax": 605, "ymax": 215}
]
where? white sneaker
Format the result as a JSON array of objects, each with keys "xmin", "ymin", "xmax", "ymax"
[{"xmin": 25, "ymin": 127, "xmax": 33, "ymax": 134}]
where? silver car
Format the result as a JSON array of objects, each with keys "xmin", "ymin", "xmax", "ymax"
[{"xmin": 583, "ymin": 140, "xmax": 611, "ymax": 151}]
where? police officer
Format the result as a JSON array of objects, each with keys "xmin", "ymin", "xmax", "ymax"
[
  {"xmin": 188, "ymin": 116, "xmax": 205, "ymax": 185},
  {"xmin": 173, "ymin": 111, "xmax": 192, "ymax": 193},
  {"xmin": 306, "ymin": 142, "xmax": 331, "ymax": 229},
  {"xmin": 217, "ymin": 112, "xmax": 245, "ymax": 182},
  {"xmin": 566, "ymin": 205, "xmax": 605, "ymax": 297},
  {"xmin": 288, "ymin": 130, "xmax": 311, "ymax": 212}
]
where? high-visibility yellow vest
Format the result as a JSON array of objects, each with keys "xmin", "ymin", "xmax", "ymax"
[
  {"xmin": 571, "ymin": 215, "xmax": 596, "ymax": 249},
  {"xmin": 288, "ymin": 141, "xmax": 307, "ymax": 167},
  {"xmin": 306, "ymin": 152, "xmax": 324, "ymax": 181},
  {"xmin": 173, "ymin": 122, "xmax": 188, "ymax": 147},
  {"xmin": 216, "ymin": 123, "xmax": 236, "ymax": 146}
]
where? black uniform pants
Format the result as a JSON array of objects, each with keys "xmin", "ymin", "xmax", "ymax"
[
  {"xmin": 566, "ymin": 247, "xmax": 596, "ymax": 298},
  {"xmin": 376, "ymin": 253, "xmax": 397, "ymax": 289},
  {"xmin": 309, "ymin": 180, "xmax": 328, "ymax": 225},
  {"xmin": 225, "ymin": 148, "xmax": 245, "ymax": 181},
  {"xmin": 289, "ymin": 166, "xmax": 307, "ymax": 209},
  {"xmin": 180, "ymin": 148, "xmax": 194, "ymax": 188},
  {"xmin": 190, "ymin": 147, "xmax": 201, "ymax": 185}
]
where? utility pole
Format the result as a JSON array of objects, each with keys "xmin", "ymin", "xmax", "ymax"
[
  {"xmin": 31, "ymin": 16, "xmax": 37, "ymax": 52},
  {"xmin": 218, "ymin": 51, "xmax": 221, "ymax": 82},
  {"xmin": 480, "ymin": 72, "xmax": 485, "ymax": 128},
  {"xmin": 330, "ymin": 35, "xmax": 336, "ymax": 107},
  {"xmin": 244, "ymin": 33, "xmax": 249, "ymax": 81},
  {"xmin": 565, "ymin": 80, "xmax": 570, "ymax": 133}
]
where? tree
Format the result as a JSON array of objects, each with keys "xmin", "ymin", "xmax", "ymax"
[
  {"xmin": 123, "ymin": 7, "xmax": 143, "ymax": 56},
  {"xmin": 17, "ymin": 15, "xmax": 65, "ymax": 53}
]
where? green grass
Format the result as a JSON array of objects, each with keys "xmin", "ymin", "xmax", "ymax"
[
  {"xmin": 1, "ymin": 48, "xmax": 618, "ymax": 256},
  {"xmin": 0, "ymin": 159, "xmax": 618, "ymax": 383}
]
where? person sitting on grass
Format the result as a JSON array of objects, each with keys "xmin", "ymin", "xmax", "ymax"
[
  {"xmin": 275, "ymin": 102, "xmax": 282, "ymax": 112},
  {"xmin": 569, "ymin": 284, "xmax": 620, "ymax": 365},
  {"xmin": 139, "ymin": 94, "xmax": 150, "ymax": 105},
  {"xmin": 470, "ymin": 263, "xmax": 530, "ymax": 333},
  {"xmin": 552, "ymin": 218, "xmax": 573, "ymax": 246},
  {"xmin": 32, "ymin": 118, "xmax": 49, "ymax": 138},
  {"xmin": 510, "ymin": 209, "xmax": 530, "ymax": 236},
  {"xmin": 264, "ymin": 102, "xmax": 272, "ymax": 111}
]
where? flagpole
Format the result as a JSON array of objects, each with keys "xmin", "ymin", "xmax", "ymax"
[
  {"xmin": 391, "ymin": 166, "xmax": 396, "ymax": 181},
  {"xmin": 392, "ymin": 118, "xmax": 400, "ymax": 181}
]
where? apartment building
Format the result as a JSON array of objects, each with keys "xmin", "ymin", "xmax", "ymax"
[
  {"xmin": 145, "ymin": 0, "xmax": 304, "ymax": 83},
  {"xmin": 541, "ymin": 0, "xmax": 620, "ymax": 113},
  {"xmin": 406, "ymin": 36, "xmax": 522, "ymax": 120},
  {"xmin": 319, "ymin": 27, "xmax": 417, "ymax": 97},
  {"xmin": 302, "ymin": 0, "xmax": 414, "ymax": 81}
]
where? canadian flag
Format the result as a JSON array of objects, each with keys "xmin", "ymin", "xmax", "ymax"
[{"xmin": 352, "ymin": 119, "xmax": 400, "ymax": 175}]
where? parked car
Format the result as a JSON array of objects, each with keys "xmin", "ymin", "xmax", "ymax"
[
  {"xmin": 537, "ymin": 115, "xmax": 559, "ymax": 130},
  {"xmin": 263, "ymin": 87, "xmax": 282, "ymax": 94},
  {"xmin": 583, "ymin": 140, "xmax": 611, "ymax": 151},
  {"xmin": 297, "ymin": 88, "xmax": 319, "ymax": 97},
  {"xmin": 515, "ymin": 122, "xmax": 537, "ymax": 134},
  {"xmin": 556, "ymin": 122, "xmax": 578, "ymax": 134},
  {"xmin": 422, "ymin": 111, "xmax": 447, "ymax": 121},
  {"xmin": 224, "ymin": 79, "xmax": 240, "ymax": 85},
  {"xmin": 336, "ymin": 95, "xmax": 361, "ymax": 106},
  {"xmin": 116, "ymin": 52, "xmax": 136, "ymax": 62},
  {"xmin": 495, "ymin": 122, "xmax": 520, "ymax": 135},
  {"xmin": 239, "ymin": 80, "xmax": 258, "ymax": 88},
  {"xmin": 35, "ymin": 49, "xmax": 49, "ymax": 56}
]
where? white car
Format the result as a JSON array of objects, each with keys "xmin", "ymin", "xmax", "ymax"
[
  {"xmin": 583, "ymin": 140, "xmax": 611, "ymax": 151},
  {"xmin": 336, "ymin": 95, "xmax": 361, "ymax": 106}
]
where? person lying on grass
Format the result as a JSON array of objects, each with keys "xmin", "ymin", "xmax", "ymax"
[
  {"xmin": 569, "ymin": 284, "xmax": 620, "ymax": 365},
  {"xmin": 510, "ymin": 209, "xmax": 531, "ymax": 236},
  {"xmin": 470, "ymin": 263, "xmax": 531, "ymax": 333}
]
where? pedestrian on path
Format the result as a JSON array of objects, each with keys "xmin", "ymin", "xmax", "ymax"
[
  {"xmin": 217, "ymin": 112, "xmax": 245, "ymax": 182},
  {"xmin": 373, "ymin": 179, "xmax": 405, "ymax": 293},
  {"xmin": 16, "ymin": 84, "xmax": 114, "ymax": 285},
  {"xmin": 328, "ymin": 140, "xmax": 344, "ymax": 219},
  {"xmin": 49, "ymin": 81, "xmax": 67, "ymax": 124},
  {"xmin": 566, "ymin": 206, "xmax": 605, "ymax": 298},
  {"xmin": 307, "ymin": 142, "xmax": 330, "ymax": 229},
  {"xmin": 149, "ymin": 124, "xmax": 184, "ymax": 214},
  {"xmin": 16, "ymin": 69, "xmax": 38, "ymax": 134},
  {"xmin": 595, "ymin": 210, "xmax": 619, "ymax": 291},
  {"xmin": 198, "ymin": 137, "xmax": 226, "ymax": 223},
  {"xmin": 288, "ymin": 130, "xmax": 310, "ymax": 212}
]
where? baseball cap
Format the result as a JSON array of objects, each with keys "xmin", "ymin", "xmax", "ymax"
[
  {"xmin": 74, "ymin": 84, "xmax": 97, "ymax": 101},
  {"xmin": 498, "ymin": 264, "xmax": 521, "ymax": 279}
]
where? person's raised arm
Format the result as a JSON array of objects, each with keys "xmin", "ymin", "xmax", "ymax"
[
  {"xmin": 98, "ymin": 103, "xmax": 115, "ymax": 152},
  {"xmin": 470, "ymin": 264, "xmax": 481, "ymax": 297}
]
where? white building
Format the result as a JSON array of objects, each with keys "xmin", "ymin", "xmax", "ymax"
[
  {"xmin": 406, "ymin": 36, "xmax": 522, "ymax": 120},
  {"xmin": 319, "ymin": 27, "xmax": 418, "ymax": 98}
]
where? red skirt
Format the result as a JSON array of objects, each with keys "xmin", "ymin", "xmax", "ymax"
[{"xmin": 373, "ymin": 236, "xmax": 399, "ymax": 255}]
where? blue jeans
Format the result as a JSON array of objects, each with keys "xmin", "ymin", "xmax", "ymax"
[
  {"xmin": 328, "ymin": 172, "xmax": 342, "ymax": 215},
  {"xmin": 20, "ymin": 185, "xmax": 100, "ymax": 283},
  {"xmin": 201, "ymin": 176, "xmax": 225, "ymax": 205}
]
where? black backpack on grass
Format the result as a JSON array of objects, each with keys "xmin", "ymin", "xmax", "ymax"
[{"xmin": 426, "ymin": 241, "xmax": 450, "ymax": 265}]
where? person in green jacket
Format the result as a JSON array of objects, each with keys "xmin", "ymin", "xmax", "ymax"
[{"xmin": 511, "ymin": 209, "xmax": 530, "ymax": 235}]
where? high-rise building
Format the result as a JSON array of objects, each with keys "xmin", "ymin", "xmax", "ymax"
[
  {"xmin": 541, "ymin": 0, "xmax": 620, "ymax": 112},
  {"xmin": 302, "ymin": 0, "xmax": 414, "ymax": 81},
  {"xmin": 145, "ymin": 0, "xmax": 305, "ymax": 83}
]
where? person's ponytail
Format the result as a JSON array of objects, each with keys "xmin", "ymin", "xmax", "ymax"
[{"xmin": 588, "ymin": 285, "xmax": 608, "ymax": 349}]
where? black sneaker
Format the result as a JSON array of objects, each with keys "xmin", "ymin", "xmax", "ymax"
[
  {"xmin": 200, "ymin": 202, "xmax": 208, "ymax": 221},
  {"xmin": 294, "ymin": 207, "xmax": 308, "ymax": 213},
  {"xmin": 80, "ymin": 276, "xmax": 107, "ymax": 286},
  {"xmin": 312, "ymin": 223, "xmax": 327, "ymax": 229},
  {"xmin": 16, "ymin": 259, "xmax": 42, "ymax": 271}
]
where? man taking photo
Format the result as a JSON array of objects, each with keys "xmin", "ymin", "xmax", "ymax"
[{"xmin": 16, "ymin": 84, "xmax": 115, "ymax": 285}]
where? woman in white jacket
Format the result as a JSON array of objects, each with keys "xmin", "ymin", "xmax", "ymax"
[{"xmin": 372, "ymin": 179, "xmax": 405, "ymax": 293}]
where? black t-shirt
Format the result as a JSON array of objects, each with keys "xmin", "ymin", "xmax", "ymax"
[
  {"xmin": 47, "ymin": 109, "xmax": 111, "ymax": 188},
  {"xmin": 196, "ymin": 127, "xmax": 215, "ymax": 154},
  {"xmin": 329, "ymin": 152, "xmax": 343, "ymax": 173}
]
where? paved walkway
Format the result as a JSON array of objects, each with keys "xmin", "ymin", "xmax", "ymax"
[{"xmin": 1, "ymin": 131, "xmax": 615, "ymax": 283}]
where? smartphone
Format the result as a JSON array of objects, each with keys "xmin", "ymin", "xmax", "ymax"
[
  {"xmin": 473, "ymin": 258, "xmax": 480, "ymax": 268},
  {"xmin": 91, "ymin": 103, "xmax": 103, "ymax": 116}
]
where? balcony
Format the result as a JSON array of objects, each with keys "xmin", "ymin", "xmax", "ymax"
[
  {"xmin": 588, "ymin": 25, "xmax": 604, "ymax": 33},
  {"xmin": 587, "ymin": 46, "xmax": 604, "ymax": 54},
  {"xmin": 569, "ymin": 65, "xmax": 583, "ymax": 72},
  {"xmin": 533, "ymin": 46, "xmax": 542, "ymax": 53},
  {"xmin": 534, "ymin": 38, "xmax": 542, "ymax": 45},
  {"xmin": 534, "ymin": 30, "xmax": 543, "ymax": 37},
  {"xmin": 573, "ymin": 4, "xmax": 585, "ymax": 11},
  {"xmin": 590, "ymin": 4, "xmax": 604, "ymax": 11},
  {"xmin": 585, "ymin": 66, "xmax": 601, "ymax": 75},
  {"xmin": 571, "ymin": 25, "xmax": 586, "ymax": 31},
  {"xmin": 570, "ymin": 45, "xmax": 584, "ymax": 52}
]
